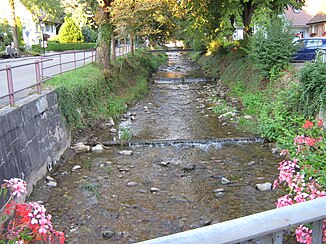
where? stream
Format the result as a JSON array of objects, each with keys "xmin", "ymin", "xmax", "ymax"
[{"xmin": 29, "ymin": 51, "xmax": 280, "ymax": 243}]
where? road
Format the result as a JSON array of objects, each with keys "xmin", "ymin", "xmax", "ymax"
[{"xmin": 0, "ymin": 51, "xmax": 95, "ymax": 100}]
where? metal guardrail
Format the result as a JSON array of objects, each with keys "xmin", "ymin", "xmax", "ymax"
[
  {"xmin": 138, "ymin": 197, "xmax": 326, "ymax": 244},
  {"xmin": 0, "ymin": 49, "xmax": 95, "ymax": 106},
  {"xmin": 0, "ymin": 45, "xmax": 138, "ymax": 107}
]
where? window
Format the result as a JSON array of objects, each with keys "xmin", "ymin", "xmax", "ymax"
[
  {"xmin": 306, "ymin": 39, "xmax": 322, "ymax": 47},
  {"xmin": 45, "ymin": 23, "xmax": 50, "ymax": 32}
]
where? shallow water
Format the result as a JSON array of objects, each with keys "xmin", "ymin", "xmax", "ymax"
[{"xmin": 29, "ymin": 52, "xmax": 281, "ymax": 243}]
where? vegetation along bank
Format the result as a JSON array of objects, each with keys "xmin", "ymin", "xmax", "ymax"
[
  {"xmin": 46, "ymin": 50, "xmax": 167, "ymax": 138},
  {"xmin": 186, "ymin": 22, "xmax": 326, "ymax": 239}
]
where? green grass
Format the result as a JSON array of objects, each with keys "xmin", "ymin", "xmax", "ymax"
[
  {"xmin": 46, "ymin": 64, "xmax": 101, "ymax": 87},
  {"xmin": 81, "ymin": 182, "xmax": 101, "ymax": 199}
]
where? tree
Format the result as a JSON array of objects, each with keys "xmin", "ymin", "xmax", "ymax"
[
  {"xmin": 179, "ymin": 0, "xmax": 305, "ymax": 50},
  {"xmin": 8, "ymin": 0, "xmax": 63, "ymax": 53},
  {"xmin": 111, "ymin": 0, "xmax": 180, "ymax": 53},
  {"xmin": 0, "ymin": 20, "xmax": 13, "ymax": 47},
  {"xmin": 58, "ymin": 16, "xmax": 83, "ymax": 43},
  {"xmin": 235, "ymin": 0, "xmax": 305, "ymax": 35},
  {"xmin": 20, "ymin": 0, "xmax": 63, "ymax": 22},
  {"xmin": 95, "ymin": 0, "xmax": 115, "ymax": 68},
  {"xmin": 9, "ymin": 0, "xmax": 20, "ymax": 53},
  {"xmin": 111, "ymin": 0, "xmax": 159, "ymax": 54}
]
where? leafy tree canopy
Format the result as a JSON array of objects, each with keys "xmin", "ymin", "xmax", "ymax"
[{"xmin": 20, "ymin": 0, "xmax": 63, "ymax": 22}]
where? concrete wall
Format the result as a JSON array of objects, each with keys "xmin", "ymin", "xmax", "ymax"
[{"xmin": 0, "ymin": 90, "xmax": 70, "ymax": 195}]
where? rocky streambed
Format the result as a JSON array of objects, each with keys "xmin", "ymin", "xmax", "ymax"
[{"xmin": 29, "ymin": 51, "xmax": 280, "ymax": 243}]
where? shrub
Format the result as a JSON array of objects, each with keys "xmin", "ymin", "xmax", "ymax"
[
  {"xmin": 273, "ymin": 119, "xmax": 326, "ymax": 243},
  {"xmin": 31, "ymin": 43, "xmax": 95, "ymax": 52},
  {"xmin": 247, "ymin": 16, "xmax": 296, "ymax": 79},
  {"xmin": 48, "ymin": 35, "xmax": 60, "ymax": 43},
  {"xmin": 82, "ymin": 26, "xmax": 98, "ymax": 43},
  {"xmin": 299, "ymin": 61, "xmax": 326, "ymax": 117},
  {"xmin": 0, "ymin": 19, "xmax": 13, "ymax": 46},
  {"xmin": 258, "ymin": 82, "xmax": 305, "ymax": 146},
  {"xmin": 58, "ymin": 17, "xmax": 83, "ymax": 43}
]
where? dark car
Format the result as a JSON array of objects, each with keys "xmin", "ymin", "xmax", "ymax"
[{"xmin": 292, "ymin": 37, "xmax": 326, "ymax": 62}]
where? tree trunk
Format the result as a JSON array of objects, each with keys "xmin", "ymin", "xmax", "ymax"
[
  {"xmin": 111, "ymin": 36, "xmax": 116, "ymax": 61},
  {"xmin": 95, "ymin": 23, "xmax": 112, "ymax": 69},
  {"xmin": 130, "ymin": 35, "xmax": 134, "ymax": 55},
  {"xmin": 9, "ymin": 0, "xmax": 20, "ymax": 53},
  {"xmin": 242, "ymin": 1, "xmax": 255, "ymax": 36}
]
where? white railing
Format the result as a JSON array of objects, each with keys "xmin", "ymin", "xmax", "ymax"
[
  {"xmin": 138, "ymin": 197, "xmax": 326, "ymax": 244},
  {"xmin": 316, "ymin": 50, "xmax": 326, "ymax": 63}
]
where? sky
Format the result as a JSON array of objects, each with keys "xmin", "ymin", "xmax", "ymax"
[{"xmin": 303, "ymin": 0, "xmax": 326, "ymax": 15}]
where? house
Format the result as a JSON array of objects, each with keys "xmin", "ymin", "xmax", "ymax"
[
  {"xmin": 0, "ymin": 0, "xmax": 59, "ymax": 47},
  {"xmin": 284, "ymin": 7, "xmax": 315, "ymax": 38},
  {"xmin": 307, "ymin": 14, "xmax": 326, "ymax": 37}
]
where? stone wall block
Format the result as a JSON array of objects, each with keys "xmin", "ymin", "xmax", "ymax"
[{"xmin": 0, "ymin": 91, "xmax": 71, "ymax": 206}]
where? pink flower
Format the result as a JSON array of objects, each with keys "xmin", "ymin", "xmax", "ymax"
[
  {"xmin": 303, "ymin": 120, "xmax": 314, "ymax": 129},
  {"xmin": 295, "ymin": 225, "xmax": 312, "ymax": 244},
  {"xmin": 294, "ymin": 135, "xmax": 306, "ymax": 145},
  {"xmin": 3, "ymin": 178, "xmax": 27, "ymax": 198},
  {"xmin": 294, "ymin": 192, "xmax": 309, "ymax": 203},
  {"xmin": 317, "ymin": 118, "xmax": 324, "ymax": 127},
  {"xmin": 304, "ymin": 137, "xmax": 315, "ymax": 147},
  {"xmin": 280, "ymin": 149, "xmax": 289, "ymax": 157},
  {"xmin": 37, "ymin": 216, "xmax": 52, "ymax": 235},
  {"xmin": 276, "ymin": 195, "xmax": 293, "ymax": 208}
]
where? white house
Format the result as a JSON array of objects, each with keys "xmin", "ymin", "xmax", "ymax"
[{"xmin": 0, "ymin": 0, "xmax": 59, "ymax": 47}]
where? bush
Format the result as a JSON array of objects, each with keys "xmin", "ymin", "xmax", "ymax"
[
  {"xmin": 258, "ymin": 82, "xmax": 305, "ymax": 146},
  {"xmin": 247, "ymin": 16, "xmax": 296, "ymax": 80},
  {"xmin": 31, "ymin": 43, "xmax": 95, "ymax": 52},
  {"xmin": 0, "ymin": 19, "xmax": 13, "ymax": 47},
  {"xmin": 82, "ymin": 26, "xmax": 98, "ymax": 43},
  {"xmin": 58, "ymin": 17, "xmax": 83, "ymax": 43},
  {"xmin": 48, "ymin": 35, "xmax": 60, "ymax": 43},
  {"xmin": 299, "ymin": 61, "xmax": 326, "ymax": 117}
]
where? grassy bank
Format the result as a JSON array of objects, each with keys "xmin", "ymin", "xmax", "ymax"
[
  {"xmin": 195, "ymin": 51, "xmax": 305, "ymax": 147},
  {"xmin": 46, "ymin": 50, "xmax": 167, "ymax": 131},
  {"xmin": 194, "ymin": 50, "xmax": 326, "ymax": 189}
]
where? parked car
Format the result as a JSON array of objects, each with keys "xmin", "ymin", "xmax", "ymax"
[{"xmin": 292, "ymin": 37, "xmax": 326, "ymax": 62}]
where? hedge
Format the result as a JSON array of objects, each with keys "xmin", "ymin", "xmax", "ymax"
[{"xmin": 31, "ymin": 43, "xmax": 96, "ymax": 53}]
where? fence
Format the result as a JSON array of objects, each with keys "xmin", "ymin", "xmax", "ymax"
[
  {"xmin": 0, "ymin": 45, "xmax": 138, "ymax": 107},
  {"xmin": 0, "ymin": 49, "xmax": 95, "ymax": 107},
  {"xmin": 139, "ymin": 197, "xmax": 326, "ymax": 244}
]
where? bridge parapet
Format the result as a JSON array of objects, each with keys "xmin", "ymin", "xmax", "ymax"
[{"xmin": 138, "ymin": 197, "xmax": 326, "ymax": 244}]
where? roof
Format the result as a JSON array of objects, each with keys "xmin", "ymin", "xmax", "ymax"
[
  {"xmin": 307, "ymin": 13, "xmax": 326, "ymax": 24},
  {"xmin": 285, "ymin": 7, "xmax": 315, "ymax": 27}
]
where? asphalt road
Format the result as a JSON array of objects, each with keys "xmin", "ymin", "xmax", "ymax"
[{"xmin": 0, "ymin": 51, "xmax": 95, "ymax": 100}]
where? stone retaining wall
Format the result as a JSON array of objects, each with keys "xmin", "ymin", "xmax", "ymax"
[{"xmin": 0, "ymin": 91, "xmax": 70, "ymax": 196}]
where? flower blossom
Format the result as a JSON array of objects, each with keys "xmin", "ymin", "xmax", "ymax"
[
  {"xmin": 317, "ymin": 118, "xmax": 324, "ymax": 127},
  {"xmin": 303, "ymin": 120, "xmax": 314, "ymax": 129},
  {"xmin": 3, "ymin": 178, "xmax": 27, "ymax": 198},
  {"xmin": 276, "ymin": 195, "xmax": 293, "ymax": 208},
  {"xmin": 295, "ymin": 225, "xmax": 312, "ymax": 244}
]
